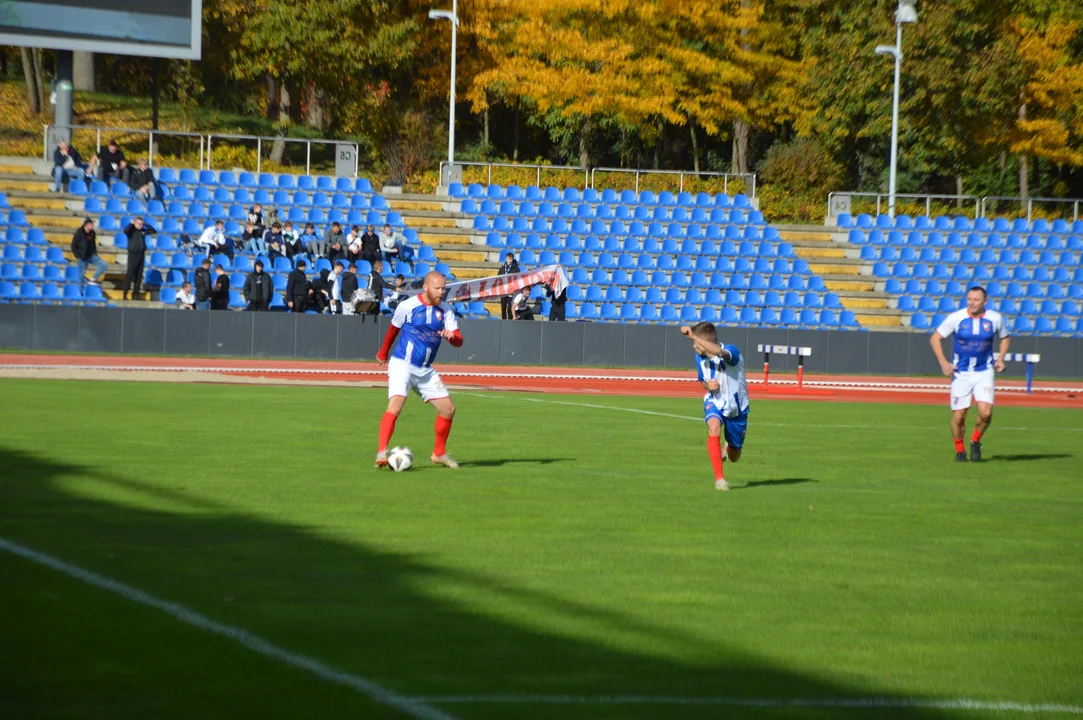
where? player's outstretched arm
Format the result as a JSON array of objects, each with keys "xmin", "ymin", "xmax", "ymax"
[{"xmin": 679, "ymin": 326, "xmax": 728, "ymax": 362}]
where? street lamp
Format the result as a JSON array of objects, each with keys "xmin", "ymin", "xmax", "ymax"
[
  {"xmin": 875, "ymin": 0, "xmax": 918, "ymax": 219},
  {"xmin": 429, "ymin": 1, "xmax": 459, "ymax": 180}
]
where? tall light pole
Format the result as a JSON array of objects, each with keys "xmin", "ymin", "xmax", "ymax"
[
  {"xmin": 429, "ymin": 1, "xmax": 459, "ymax": 181},
  {"xmin": 875, "ymin": 0, "xmax": 918, "ymax": 219}
]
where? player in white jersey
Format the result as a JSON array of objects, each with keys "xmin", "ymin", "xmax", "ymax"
[
  {"xmin": 681, "ymin": 322, "xmax": 750, "ymax": 490},
  {"xmin": 375, "ymin": 272, "xmax": 463, "ymax": 469},
  {"xmin": 930, "ymin": 286, "xmax": 1011, "ymax": 462}
]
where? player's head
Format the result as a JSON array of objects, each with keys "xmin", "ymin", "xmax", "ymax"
[
  {"xmin": 966, "ymin": 286, "xmax": 987, "ymax": 316},
  {"xmin": 422, "ymin": 271, "xmax": 447, "ymax": 305},
  {"xmin": 690, "ymin": 321, "xmax": 718, "ymax": 344}
]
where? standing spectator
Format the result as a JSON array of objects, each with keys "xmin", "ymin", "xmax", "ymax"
[
  {"xmin": 241, "ymin": 221, "xmax": 265, "ymax": 254},
  {"xmin": 247, "ymin": 204, "xmax": 266, "ymax": 236},
  {"xmin": 328, "ymin": 262, "xmax": 344, "ymax": 314},
  {"xmin": 298, "ymin": 222, "xmax": 319, "ymax": 259},
  {"xmin": 546, "ymin": 282, "xmax": 567, "ymax": 322},
  {"xmin": 340, "ymin": 262, "xmax": 359, "ymax": 315},
  {"xmin": 346, "ymin": 225, "xmax": 364, "ymax": 263},
  {"xmin": 70, "ymin": 217, "xmax": 108, "ymax": 290},
  {"xmin": 282, "ymin": 221, "xmax": 304, "ymax": 259},
  {"xmin": 87, "ymin": 139, "xmax": 125, "ymax": 182},
  {"xmin": 198, "ymin": 220, "xmax": 232, "ymax": 259},
  {"xmin": 121, "ymin": 216, "xmax": 157, "ymax": 301},
  {"xmin": 286, "ymin": 260, "xmax": 309, "ymax": 313},
  {"xmin": 212, "ymin": 265, "xmax": 231, "ymax": 310},
  {"xmin": 512, "ymin": 286, "xmax": 534, "ymax": 320},
  {"xmin": 193, "ymin": 257, "xmax": 213, "ymax": 310},
  {"xmin": 387, "ymin": 274, "xmax": 409, "ymax": 311},
  {"xmin": 311, "ymin": 269, "xmax": 333, "ymax": 313},
  {"xmin": 379, "ymin": 223, "xmax": 403, "ymax": 266},
  {"xmin": 176, "ymin": 281, "xmax": 196, "ymax": 309},
  {"xmin": 360, "ymin": 224, "xmax": 381, "ymax": 265},
  {"xmin": 126, "ymin": 158, "xmax": 157, "ymax": 200},
  {"xmin": 499, "ymin": 252, "xmax": 520, "ymax": 320},
  {"xmin": 318, "ymin": 222, "xmax": 344, "ymax": 258},
  {"xmin": 243, "ymin": 259, "xmax": 273, "ymax": 311},
  {"xmin": 365, "ymin": 259, "xmax": 390, "ymax": 317},
  {"xmin": 52, "ymin": 140, "xmax": 88, "ymax": 192}
]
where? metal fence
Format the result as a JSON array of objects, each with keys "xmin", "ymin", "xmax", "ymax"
[
  {"xmin": 44, "ymin": 124, "xmax": 205, "ymax": 168},
  {"xmin": 979, "ymin": 196, "xmax": 1082, "ymax": 223},
  {"xmin": 206, "ymin": 134, "xmax": 358, "ymax": 176},
  {"xmin": 440, "ymin": 161, "xmax": 590, "ymax": 189},
  {"xmin": 829, "ymin": 190, "xmax": 1083, "ymax": 222},
  {"xmin": 590, "ymin": 167, "xmax": 756, "ymax": 197},
  {"xmin": 827, "ymin": 191, "xmax": 981, "ymax": 219}
]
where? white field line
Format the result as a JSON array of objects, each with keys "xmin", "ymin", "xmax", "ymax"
[
  {"xmin": 459, "ymin": 392, "xmax": 1083, "ymax": 432},
  {"xmin": 0, "ymin": 364, "xmax": 1077, "ymax": 394},
  {"xmin": 414, "ymin": 694, "xmax": 1083, "ymax": 714},
  {"xmin": 0, "ymin": 537, "xmax": 457, "ymax": 720}
]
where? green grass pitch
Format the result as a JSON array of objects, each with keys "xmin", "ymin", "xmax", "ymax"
[{"xmin": 0, "ymin": 378, "xmax": 1081, "ymax": 719}]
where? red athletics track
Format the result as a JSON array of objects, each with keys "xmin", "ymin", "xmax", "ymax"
[{"xmin": 2, "ymin": 353, "xmax": 1081, "ymax": 409}]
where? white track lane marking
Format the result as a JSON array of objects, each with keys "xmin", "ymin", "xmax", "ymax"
[
  {"xmin": 460, "ymin": 392, "xmax": 1083, "ymax": 432},
  {"xmin": 0, "ymin": 537, "xmax": 457, "ymax": 720},
  {"xmin": 414, "ymin": 694, "xmax": 1083, "ymax": 714}
]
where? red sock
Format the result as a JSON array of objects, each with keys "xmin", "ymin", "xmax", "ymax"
[
  {"xmin": 954, "ymin": 438, "xmax": 965, "ymax": 453},
  {"xmin": 378, "ymin": 412, "xmax": 397, "ymax": 452},
  {"xmin": 434, "ymin": 415, "xmax": 453, "ymax": 456},
  {"xmin": 708, "ymin": 436, "xmax": 724, "ymax": 480},
  {"xmin": 971, "ymin": 429, "xmax": 983, "ymax": 443}
]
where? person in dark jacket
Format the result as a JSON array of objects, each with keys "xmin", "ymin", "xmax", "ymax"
[
  {"xmin": 311, "ymin": 268, "xmax": 333, "ymax": 314},
  {"xmin": 243, "ymin": 260, "xmax": 273, "ymax": 311},
  {"xmin": 122, "ymin": 216, "xmax": 158, "ymax": 300},
  {"xmin": 546, "ymin": 282, "xmax": 567, "ymax": 321},
  {"xmin": 193, "ymin": 257, "xmax": 214, "ymax": 310},
  {"xmin": 286, "ymin": 260, "xmax": 309, "ymax": 313},
  {"xmin": 88, "ymin": 139, "xmax": 126, "ymax": 182},
  {"xmin": 340, "ymin": 262, "xmax": 359, "ymax": 315},
  {"xmin": 247, "ymin": 204, "xmax": 266, "ymax": 237},
  {"xmin": 126, "ymin": 158, "xmax": 157, "ymax": 200},
  {"xmin": 70, "ymin": 217, "xmax": 108, "ymax": 291},
  {"xmin": 360, "ymin": 224, "xmax": 381, "ymax": 265},
  {"xmin": 499, "ymin": 252, "xmax": 520, "ymax": 319},
  {"xmin": 212, "ymin": 265, "xmax": 231, "ymax": 310},
  {"xmin": 363, "ymin": 259, "xmax": 390, "ymax": 318},
  {"xmin": 53, "ymin": 140, "xmax": 88, "ymax": 192}
]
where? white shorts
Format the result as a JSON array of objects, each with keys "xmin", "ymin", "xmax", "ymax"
[
  {"xmin": 387, "ymin": 357, "xmax": 449, "ymax": 402},
  {"xmin": 950, "ymin": 368, "xmax": 995, "ymax": 411}
]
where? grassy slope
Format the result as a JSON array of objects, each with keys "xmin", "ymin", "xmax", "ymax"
[{"xmin": 0, "ymin": 379, "xmax": 1080, "ymax": 719}]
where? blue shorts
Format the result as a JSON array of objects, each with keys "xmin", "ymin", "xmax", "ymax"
[{"xmin": 704, "ymin": 401, "xmax": 749, "ymax": 450}]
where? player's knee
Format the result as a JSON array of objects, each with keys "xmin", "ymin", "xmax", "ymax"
[
  {"xmin": 440, "ymin": 403, "xmax": 456, "ymax": 419},
  {"xmin": 728, "ymin": 448, "xmax": 742, "ymax": 463},
  {"xmin": 706, "ymin": 420, "xmax": 722, "ymax": 437}
]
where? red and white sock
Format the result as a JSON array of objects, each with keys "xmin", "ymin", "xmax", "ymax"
[
  {"xmin": 378, "ymin": 412, "xmax": 398, "ymax": 453},
  {"xmin": 708, "ymin": 436, "xmax": 724, "ymax": 480},
  {"xmin": 434, "ymin": 415, "xmax": 453, "ymax": 456}
]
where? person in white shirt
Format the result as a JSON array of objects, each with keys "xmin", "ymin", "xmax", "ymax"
[
  {"xmin": 379, "ymin": 223, "xmax": 404, "ymax": 266},
  {"xmin": 511, "ymin": 288, "xmax": 534, "ymax": 320},
  {"xmin": 329, "ymin": 262, "xmax": 344, "ymax": 314},
  {"xmin": 176, "ymin": 281, "xmax": 196, "ymax": 309},
  {"xmin": 197, "ymin": 220, "xmax": 230, "ymax": 258},
  {"xmin": 346, "ymin": 225, "xmax": 364, "ymax": 263}
]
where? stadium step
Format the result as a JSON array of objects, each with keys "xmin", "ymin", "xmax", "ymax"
[
  {"xmin": 417, "ymin": 231, "xmax": 475, "ymax": 246},
  {"xmin": 24, "ymin": 213, "xmax": 84, "ymax": 229},
  {"xmin": 386, "ymin": 198, "xmax": 445, "ymax": 212},
  {"xmin": 432, "ymin": 248, "xmax": 489, "ymax": 263},
  {"xmin": 809, "ymin": 263, "xmax": 861, "ymax": 276},
  {"xmin": 448, "ymin": 266, "xmax": 495, "ymax": 279},
  {"xmin": 0, "ymin": 163, "xmax": 35, "ymax": 175},
  {"xmin": 856, "ymin": 313, "xmax": 905, "ymax": 327},
  {"xmin": 839, "ymin": 296, "xmax": 889, "ymax": 310},
  {"xmin": 776, "ymin": 229, "xmax": 836, "ymax": 243},
  {"xmin": 0, "ymin": 176, "xmax": 52, "ymax": 193},
  {"xmin": 402, "ymin": 215, "xmax": 458, "ymax": 229},
  {"xmin": 825, "ymin": 279, "xmax": 876, "ymax": 292},
  {"xmin": 5, "ymin": 195, "xmax": 70, "ymax": 210},
  {"xmin": 793, "ymin": 246, "xmax": 846, "ymax": 259}
]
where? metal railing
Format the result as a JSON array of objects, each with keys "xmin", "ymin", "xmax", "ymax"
[
  {"xmin": 44, "ymin": 124, "xmax": 205, "ymax": 168},
  {"xmin": 979, "ymin": 196, "xmax": 1082, "ymax": 222},
  {"xmin": 827, "ymin": 191, "xmax": 980, "ymax": 219},
  {"xmin": 440, "ymin": 160, "xmax": 590, "ymax": 188},
  {"xmin": 206, "ymin": 133, "xmax": 358, "ymax": 176},
  {"xmin": 590, "ymin": 167, "xmax": 756, "ymax": 197}
]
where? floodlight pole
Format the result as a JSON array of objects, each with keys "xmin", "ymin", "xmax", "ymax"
[
  {"xmin": 429, "ymin": 0, "xmax": 459, "ymax": 167},
  {"xmin": 887, "ymin": 22, "xmax": 903, "ymax": 220}
]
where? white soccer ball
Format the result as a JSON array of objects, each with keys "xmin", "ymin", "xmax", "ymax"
[{"xmin": 387, "ymin": 446, "xmax": 414, "ymax": 472}]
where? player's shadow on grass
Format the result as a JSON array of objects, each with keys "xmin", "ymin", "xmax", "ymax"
[
  {"xmin": 734, "ymin": 477, "xmax": 817, "ymax": 490},
  {"xmin": 458, "ymin": 457, "xmax": 571, "ymax": 468},
  {"xmin": 985, "ymin": 453, "xmax": 1073, "ymax": 462}
]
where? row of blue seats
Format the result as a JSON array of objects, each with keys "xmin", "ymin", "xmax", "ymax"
[
  {"xmin": 143, "ymin": 251, "xmax": 445, "ymax": 275},
  {"xmin": 462, "ymin": 199, "xmax": 766, "ymax": 225},
  {"xmin": 554, "ymin": 303, "xmax": 861, "ymax": 328},
  {"xmin": 2, "ymin": 245, "xmax": 67, "ymax": 263},
  {"xmin": 487, "ymin": 233, "xmax": 791, "ymax": 256},
  {"xmin": 910, "ymin": 312, "xmax": 1080, "ymax": 335},
  {"xmin": 472, "ymin": 216, "xmax": 772, "ymax": 240},
  {"xmin": 525, "ymin": 254, "xmax": 804, "ymax": 276},
  {"xmin": 83, "ymin": 193, "xmax": 388, "ymax": 214},
  {"xmin": 1, "ymin": 264, "xmax": 81, "ymax": 282},
  {"xmin": 71, "ymin": 207, "xmax": 403, "ymax": 229},
  {"xmin": 859, "ymin": 245, "xmax": 1080, "ymax": 266},
  {"xmin": 872, "ymin": 261, "xmax": 1082, "ymax": 284},
  {"xmin": 849, "ymin": 229, "xmax": 1083, "ymax": 251},
  {"xmin": 2, "ymin": 227, "xmax": 49, "ymax": 245},
  {"xmin": 101, "ymin": 169, "xmax": 376, "ymax": 193},
  {"xmin": 0, "ymin": 281, "xmax": 106, "ymax": 302},
  {"xmin": 568, "ymin": 286, "xmax": 846, "ymax": 309},
  {"xmin": 899, "ymin": 296, "xmax": 1083, "ymax": 317},
  {"xmin": 839, "ymin": 213, "xmax": 1083, "ymax": 234},
  {"xmin": 561, "ymin": 269, "xmax": 825, "ymax": 291},
  {"xmin": 449, "ymin": 183, "xmax": 754, "ymax": 209}
]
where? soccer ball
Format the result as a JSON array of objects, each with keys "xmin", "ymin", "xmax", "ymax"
[{"xmin": 387, "ymin": 446, "xmax": 414, "ymax": 472}]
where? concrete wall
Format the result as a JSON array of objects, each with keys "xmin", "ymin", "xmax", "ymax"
[{"xmin": 1, "ymin": 305, "xmax": 1080, "ymax": 378}]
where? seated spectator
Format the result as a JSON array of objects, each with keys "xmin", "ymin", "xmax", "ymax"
[
  {"xmin": 298, "ymin": 222, "xmax": 319, "ymax": 259},
  {"xmin": 360, "ymin": 224, "xmax": 381, "ymax": 264},
  {"xmin": 512, "ymin": 287, "xmax": 534, "ymax": 321},
  {"xmin": 328, "ymin": 236, "xmax": 347, "ymax": 264},
  {"xmin": 194, "ymin": 257, "xmax": 213, "ymax": 310},
  {"xmin": 212, "ymin": 264, "xmax": 231, "ymax": 310},
  {"xmin": 87, "ymin": 139, "xmax": 125, "ymax": 182},
  {"xmin": 52, "ymin": 140, "xmax": 88, "ymax": 192},
  {"xmin": 247, "ymin": 204, "xmax": 266, "ymax": 236},
  {"xmin": 346, "ymin": 225, "xmax": 364, "ymax": 263},
  {"xmin": 319, "ymin": 221, "xmax": 344, "ymax": 258},
  {"xmin": 387, "ymin": 274, "xmax": 409, "ymax": 310},
  {"xmin": 243, "ymin": 259, "xmax": 273, "ymax": 311},
  {"xmin": 176, "ymin": 281, "xmax": 196, "ymax": 309},
  {"xmin": 70, "ymin": 217, "xmax": 107, "ymax": 290},
  {"xmin": 263, "ymin": 222, "xmax": 285, "ymax": 256},
  {"xmin": 281, "ymin": 221, "xmax": 304, "ymax": 259},
  {"xmin": 286, "ymin": 260, "xmax": 309, "ymax": 313},
  {"xmin": 198, "ymin": 220, "xmax": 232, "ymax": 258},
  {"xmin": 379, "ymin": 223, "xmax": 403, "ymax": 265},
  {"xmin": 340, "ymin": 262, "xmax": 359, "ymax": 316},
  {"xmin": 311, "ymin": 268, "xmax": 332, "ymax": 314},
  {"xmin": 241, "ymin": 221, "xmax": 264, "ymax": 254},
  {"xmin": 126, "ymin": 158, "xmax": 156, "ymax": 200}
]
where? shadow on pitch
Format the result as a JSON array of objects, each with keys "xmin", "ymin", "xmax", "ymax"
[
  {"xmin": 458, "ymin": 457, "xmax": 571, "ymax": 468},
  {"xmin": 734, "ymin": 477, "xmax": 817, "ymax": 490},
  {"xmin": 985, "ymin": 453, "xmax": 1073, "ymax": 463}
]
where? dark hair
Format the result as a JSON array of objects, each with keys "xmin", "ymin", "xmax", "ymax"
[
  {"xmin": 134, "ymin": 216, "xmax": 144, "ymax": 222},
  {"xmin": 296, "ymin": 260, "xmax": 307, "ymax": 268},
  {"xmin": 108, "ymin": 139, "xmax": 118, "ymax": 146},
  {"xmin": 254, "ymin": 260, "xmax": 264, "ymax": 269},
  {"xmin": 201, "ymin": 257, "xmax": 211, "ymax": 264},
  {"xmin": 215, "ymin": 219, "xmax": 224, "ymax": 226},
  {"xmin": 506, "ymin": 252, "xmax": 514, "ymax": 258},
  {"xmin": 272, "ymin": 222, "xmax": 281, "ymax": 229},
  {"xmin": 395, "ymin": 274, "xmax": 405, "ymax": 281},
  {"xmin": 334, "ymin": 261, "xmax": 344, "ymax": 269},
  {"xmin": 348, "ymin": 263, "xmax": 357, "ymax": 271},
  {"xmin": 691, "ymin": 321, "xmax": 718, "ymax": 343},
  {"xmin": 332, "ymin": 221, "xmax": 341, "ymax": 228},
  {"xmin": 968, "ymin": 285, "xmax": 987, "ymax": 297}
]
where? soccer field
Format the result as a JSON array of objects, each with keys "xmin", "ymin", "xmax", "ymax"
[{"xmin": 1, "ymin": 379, "xmax": 1081, "ymax": 720}]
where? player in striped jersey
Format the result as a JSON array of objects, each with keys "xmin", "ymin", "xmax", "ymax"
[
  {"xmin": 681, "ymin": 322, "xmax": 750, "ymax": 490},
  {"xmin": 375, "ymin": 272, "xmax": 463, "ymax": 469},
  {"xmin": 930, "ymin": 286, "xmax": 1010, "ymax": 462}
]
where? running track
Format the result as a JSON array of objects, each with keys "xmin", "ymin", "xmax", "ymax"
[{"xmin": 2, "ymin": 354, "xmax": 1081, "ymax": 408}]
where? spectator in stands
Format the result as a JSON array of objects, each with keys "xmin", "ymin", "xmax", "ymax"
[
  {"xmin": 364, "ymin": 259, "xmax": 390, "ymax": 318},
  {"xmin": 193, "ymin": 257, "xmax": 213, "ymax": 310},
  {"xmin": 241, "ymin": 221, "xmax": 265, "ymax": 254},
  {"xmin": 87, "ymin": 139, "xmax": 125, "ymax": 182},
  {"xmin": 346, "ymin": 225, "xmax": 364, "ymax": 263},
  {"xmin": 545, "ymin": 282, "xmax": 567, "ymax": 322},
  {"xmin": 318, "ymin": 221, "xmax": 344, "ymax": 258},
  {"xmin": 247, "ymin": 204, "xmax": 266, "ymax": 237},
  {"xmin": 379, "ymin": 223, "xmax": 404, "ymax": 266},
  {"xmin": 264, "ymin": 222, "xmax": 285, "ymax": 255},
  {"xmin": 286, "ymin": 260, "xmax": 309, "ymax": 313},
  {"xmin": 298, "ymin": 222, "xmax": 319, "ymax": 259},
  {"xmin": 212, "ymin": 265, "xmax": 230, "ymax": 310},
  {"xmin": 282, "ymin": 221, "xmax": 304, "ymax": 259},
  {"xmin": 360, "ymin": 224, "xmax": 381, "ymax": 265},
  {"xmin": 122, "ymin": 216, "xmax": 158, "ymax": 301},
  {"xmin": 387, "ymin": 274, "xmax": 409, "ymax": 311},
  {"xmin": 52, "ymin": 140, "xmax": 88, "ymax": 192},
  {"xmin": 311, "ymin": 268, "xmax": 333, "ymax": 314},
  {"xmin": 176, "ymin": 281, "xmax": 196, "ymax": 309},
  {"xmin": 266, "ymin": 232, "xmax": 284, "ymax": 262},
  {"xmin": 70, "ymin": 217, "xmax": 107, "ymax": 291},
  {"xmin": 198, "ymin": 220, "xmax": 232, "ymax": 259},
  {"xmin": 126, "ymin": 158, "xmax": 156, "ymax": 200},
  {"xmin": 499, "ymin": 252, "xmax": 520, "ymax": 319},
  {"xmin": 512, "ymin": 286, "xmax": 534, "ymax": 321},
  {"xmin": 340, "ymin": 262, "xmax": 359, "ymax": 315},
  {"xmin": 243, "ymin": 259, "xmax": 273, "ymax": 311},
  {"xmin": 328, "ymin": 262, "xmax": 344, "ymax": 314},
  {"xmin": 328, "ymin": 235, "xmax": 347, "ymax": 264}
]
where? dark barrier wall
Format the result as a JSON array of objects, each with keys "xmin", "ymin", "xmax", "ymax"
[{"xmin": 1, "ymin": 305, "xmax": 1081, "ymax": 378}]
